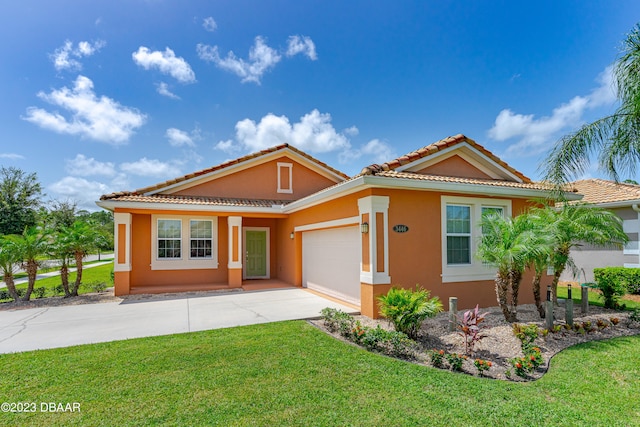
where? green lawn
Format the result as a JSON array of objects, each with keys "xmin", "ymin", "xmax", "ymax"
[
  {"xmin": 0, "ymin": 321, "xmax": 638, "ymax": 426},
  {"xmin": 4, "ymin": 263, "xmax": 114, "ymax": 301},
  {"xmin": 558, "ymin": 285, "xmax": 640, "ymax": 310}
]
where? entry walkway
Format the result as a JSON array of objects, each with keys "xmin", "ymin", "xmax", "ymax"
[{"xmin": 0, "ymin": 288, "xmax": 358, "ymax": 354}]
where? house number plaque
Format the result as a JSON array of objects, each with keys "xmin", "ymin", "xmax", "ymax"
[{"xmin": 392, "ymin": 224, "xmax": 409, "ymax": 233}]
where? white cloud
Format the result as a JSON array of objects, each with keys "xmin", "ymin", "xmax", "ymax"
[
  {"xmin": 166, "ymin": 127, "xmax": 195, "ymax": 147},
  {"xmin": 156, "ymin": 82, "xmax": 180, "ymax": 99},
  {"xmin": 51, "ymin": 40, "xmax": 106, "ymax": 71},
  {"xmin": 0, "ymin": 153, "xmax": 25, "ymax": 160},
  {"xmin": 339, "ymin": 139, "xmax": 397, "ymax": 164},
  {"xmin": 203, "ymin": 17, "xmax": 217, "ymax": 32},
  {"xmin": 197, "ymin": 36, "xmax": 282, "ymax": 84},
  {"xmin": 49, "ymin": 176, "xmax": 113, "ymax": 211},
  {"xmin": 488, "ymin": 66, "xmax": 618, "ymax": 156},
  {"xmin": 132, "ymin": 46, "xmax": 196, "ymax": 84},
  {"xmin": 344, "ymin": 126, "xmax": 359, "ymax": 136},
  {"xmin": 219, "ymin": 109, "xmax": 349, "ymax": 154},
  {"xmin": 286, "ymin": 35, "xmax": 317, "ymax": 60},
  {"xmin": 120, "ymin": 158, "xmax": 181, "ymax": 177},
  {"xmin": 65, "ymin": 154, "xmax": 116, "ymax": 177},
  {"xmin": 23, "ymin": 75, "xmax": 146, "ymax": 144}
]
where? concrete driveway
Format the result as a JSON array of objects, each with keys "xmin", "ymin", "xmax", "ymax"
[{"xmin": 0, "ymin": 289, "xmax": 357, "ymax": 354}]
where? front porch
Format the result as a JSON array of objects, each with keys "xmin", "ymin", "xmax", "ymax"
[{"xmin": 129, "ymin": 279, "xmax": 296, "ymax": 295}]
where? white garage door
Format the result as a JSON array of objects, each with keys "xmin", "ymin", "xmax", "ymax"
[{"xmin": 302, "ymin": 226, "xmax": 360, "ymax": 306}]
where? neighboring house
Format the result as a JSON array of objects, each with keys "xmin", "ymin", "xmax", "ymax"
[
  {"xmin": 98, "ymin": 134, "xmax": 577, "ymax": 318},
  {"xmin": 560, "ymin": 179, "xmax": 640, "ymax": 283}
]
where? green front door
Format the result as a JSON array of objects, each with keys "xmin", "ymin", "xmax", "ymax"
[{"xmin": 245, "ymin": 230, "xmax": 268, "ymax": 278}]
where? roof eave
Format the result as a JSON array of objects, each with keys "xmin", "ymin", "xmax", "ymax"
[{"xmin": 96, "ymin": 199, "xmax": 287, "ymax": 214}]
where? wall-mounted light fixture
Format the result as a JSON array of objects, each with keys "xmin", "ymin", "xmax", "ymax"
[
  {"xmin": 290, "ymin": 232, "xmax": 294, "ymax": 239},
  {"xmin": 361, "ymin": 222, "xmax": 369, "ymax": 234}
]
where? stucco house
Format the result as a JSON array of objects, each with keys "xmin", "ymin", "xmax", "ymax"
[
  {"xmin": 560, "ymin": 179, "xmax": 640, "ymax": 283},
  {"xmin": 98, "ymin": 134, "xmax": 576, "ymax": 317}
]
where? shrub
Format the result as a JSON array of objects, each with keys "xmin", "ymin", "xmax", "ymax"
[
  {"xmin": 33, "ymin": 287, "xmax": 46, "ymax": 299},
  {"xmin": 377, "ymin": 286, "xmax": 443, "ymax": 339},
  {"xmin": 630, "ymin": 308, "xmax": 640, "ymax": 323},
  {"xmin": 512, "ymin": 323, "xmax": 539, "ymax": 353},
  {"xmin": 320, "ymin": 308, "xmax": 354, "ymax": 335},
  {"xmin": 15, "ymin": 288, "xmax": 25, "ymax": 298},
  {"xmin": 90, "ymin": 281, "xmax": 107, "ymax": 293},
  {"xmin": 0, "ymin": 289, "xmax": 9, "ymax": 300},
  {"xmin": 473, "ymin": 359, "xmax": 492, "ymax": 376},
  {"xmin": 428, "ymin": 349, "xmax": 446, "ymax": 368},
  {"xmin": 457, "ymin": 304, "xmax": 489, "ymax": 355},
  {"xmin": 445, "ymin": 353, "xmax": 467, "ymax": 371},
  {"xmin": 52, "ymin": 284, "xmax": 65, "ymax": 296},
  {"xmin": 361, "ymin": 325, "xmax": 414, "ymax": 358},
  {"xmin": 593, "ymin": 267, "xmax": 634, "ymax": 308}
]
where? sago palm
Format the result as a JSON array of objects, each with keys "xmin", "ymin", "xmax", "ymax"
[
  {"xmin": 7, "ymin": 225, "xmax": 49, "ymax": 301},
  {"xmin": 378, "ymin": 286, "xmax": 443, "ymax": 339}
]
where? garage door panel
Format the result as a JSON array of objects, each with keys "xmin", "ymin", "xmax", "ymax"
[{"xmin": 302, "ymin": 226, "xmax": 360, "ymax": 306}]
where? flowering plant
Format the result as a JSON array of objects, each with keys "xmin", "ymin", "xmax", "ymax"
[
  {"xmin": 445, "ymin": 352, "xmax": 467, "ymax": 371},
  {"xmin": 428, "ymin": 349, "xmax": 446, "ymax": 368},
  {"xmin": 473, "ymin": 358, "xmax": 492, "ymax": 376}
]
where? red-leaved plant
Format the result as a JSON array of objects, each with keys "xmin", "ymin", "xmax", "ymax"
[{"xmin": 456, "ymin": 305, "xmax": 490, "ymax": 355}]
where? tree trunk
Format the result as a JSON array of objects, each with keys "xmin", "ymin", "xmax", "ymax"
[
  {"xmin": 532, "ymin": 271, "xmax": 545, "ymax": 318},
  {"xmin": 21, "ymin": 259, "xmax": 38, "ymax": 301},
  {"xmin": 507, "ymin": 270, "xmax": 521, "ymax": 323},
  {"xmin": 495, "ymin": 273, "xmax": 512, "ymax": 322},
  {"xmin": 551, "ymin": 265, "xmax": 565, "ymax": 305},
  {"xmin": 71, "ymin": 251, "xmax": 83, "ymax": 296},
  {"xmin": 3, "ymin": 272, "xmax": 19, "ymax": 301},
  {"xmin": 60, "ymin": 262, "xmax": 70, "ymax": 297}
]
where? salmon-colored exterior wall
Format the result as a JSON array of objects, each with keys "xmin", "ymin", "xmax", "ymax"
[
  {"xmin": 416, "ymin": 155, "xmax": 493, "ymax": 180},
  {"xmin": 170, "ymin": 156, "xmax": 338, "ymax": 201}
]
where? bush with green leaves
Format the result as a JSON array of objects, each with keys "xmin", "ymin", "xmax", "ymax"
[
  {"xmin": 377, "ymin": 286, "xmax": 443, "ymax": 339},
  {"xmin": 630, "ymin": 308, "xmax": 640, "ymax": 324},
  {"xmin": 360, "ymin": 325, "xmax": 415, "ymax": 359},
  {"xmin": 33, "ymin": 286, "xmax": 46, "ymax": 299},
  {"xmin": 594, "ymin": 267, "xmax": 633, "ymax": 308},
  {"xmin": 0, "ymin": 289, "xmax": 9, "ymax": 300},
  {"xmin": 512, "ymin": 323, "xmax": 539, "ymax": 353},
  {"xmin": 90, "ymin": 281, "xmax": 107, "ymax": 293},
  {"xmin": 320, "ymin": 308, "xmax": 354, "ymax": 336}
]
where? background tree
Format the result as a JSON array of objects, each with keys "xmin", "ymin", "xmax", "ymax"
[
  {"xmin": 477, "ymin": 213, "xmax": 550, "ymax": 322},
  {"xmin": 42, "ymin": 199, "xmax": 77, "ymax": 231},
  {"xmin": 0, "ymin": 167, "xmax": 43, "ymax": 235},
  {"xmin": 544, "ymin": 24, "xmax": 640, "ymax": 186}
]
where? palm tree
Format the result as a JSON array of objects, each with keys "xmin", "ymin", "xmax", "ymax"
[
  {"xmin": 48, "ymin": 229, "xmax": 74, "ymax": 297},
  {"xmin": 544, "ymin": 24, "xmax": 640, "ymax": 186},
  {"xmin": 0, "ymin": 236, "xmax": 21, "ymax": 301},
  {"xmin": 477, "ymin": 213, "xmax": 550, "ymax": 322},
  {"xmin": 65, "ymin": 220, "xmax": 103, "ymax": 296},
  {"xmin": 8, "ymin": 225, "xmax": 49, "ymax": 301},
  {"xmin": 528, "ymin": 204, "xmax": 628, "ymax": 304}
]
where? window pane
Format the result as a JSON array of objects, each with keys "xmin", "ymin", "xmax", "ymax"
[
  {"xmin": 190, "ymin": 220, "xmax": 212, "ymax": 238},
  {"xmin": 447, "ymin": 236, "xmax": 470, "ymax": 264},
  {"xmin": 446, "ymin": 205, "xmax": 470, "ymax": 234},
  {"xmin": 158, "ymin": 220, "xmax": 181, "ymax": 238}
]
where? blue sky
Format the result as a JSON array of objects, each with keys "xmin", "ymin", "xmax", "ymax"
[{"xmin": 1, "ymin": 1, "xmax": 639, "ymax": 210}]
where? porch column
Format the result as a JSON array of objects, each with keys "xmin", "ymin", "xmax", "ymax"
[
  {"xmin": 228, "ymin": 216, "xmax": 243, "ymax": 287},
  {"xmin": 358, "ymin": 196, "xmax": 391, "ymax": 318},
  {"xmin": 113, "ymin": 212, "xmax": 132, "ymax": 296}
]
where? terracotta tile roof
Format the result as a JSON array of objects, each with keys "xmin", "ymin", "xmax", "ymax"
[
  {"xmin": 372, "ymin": 170, "xmax": 554, "ymax": 191},
  {"xmin": 359, "ymin": 134, "xmax": 531, "ymax": 183},
  {"xmin": 101, "ymin": 143, "xmax": 349, "ymax": 199},
  {"xmin": 568, "ymin": 179, "xmax": 640, "ymax": 204},
  {"xmin": 99, "ymin": 193, "xmax": 293, "ymax": 207}
]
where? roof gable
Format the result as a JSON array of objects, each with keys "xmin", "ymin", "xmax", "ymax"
[{"xmin": 360, "ymin": 134, "xmax": 530, "ymax": 183}]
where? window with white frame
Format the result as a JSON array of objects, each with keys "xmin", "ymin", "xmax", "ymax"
[
  {"xmin": 441, "ymin": 196, "xmax": 511, "ymax": 282},
  {"xmin": 190, "ymin": 220, "xmax": 213, "ymax": 259},
  {"xmin": 152, "ymin": 215, "xmax": 218, "ymax": 270},
  {"xmin": 446, "ymin": 205, "xmax": 471, "ymax": 265},
  {"xmin": 157, "ymin": 219, "xmax": 182, "ymax": 259}
]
